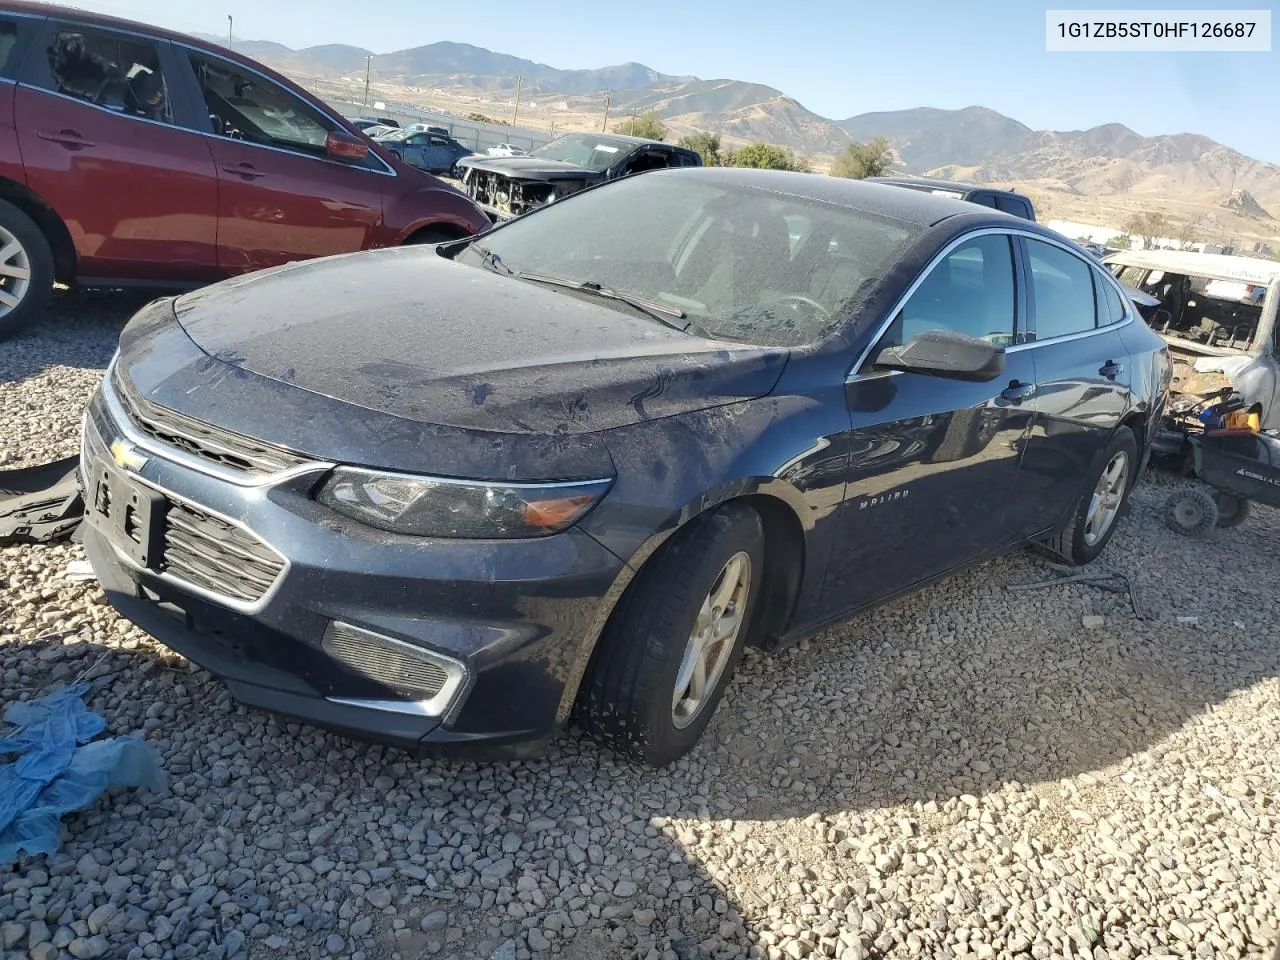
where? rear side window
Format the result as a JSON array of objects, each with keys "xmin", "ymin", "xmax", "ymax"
[
  {"xmin": 1094, "ymin": 272, "xmax": 1128, "ymax": 326},
  {"xmin": 1026, "ymin": 238, "xmax": 1098, "ymax": 340},
  {"xmin": 189, "ymin": 51, "xmax": 335, "ymax": 153},
  {"xmin": 995, "ymin": 195, "xmax": 1030, "ymax": 219},
  {"xmin": 42, "ymin": 25, "xmax": 174, "ymax": 124}
]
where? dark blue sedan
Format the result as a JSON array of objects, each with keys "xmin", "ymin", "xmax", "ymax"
[
  {"xmin": 78, "ymin": 169, "xmax": 1171, "ymax": 766},
  {"xmin": 374, "ymin": 128, "xmax": 473, "ymax": 176}
]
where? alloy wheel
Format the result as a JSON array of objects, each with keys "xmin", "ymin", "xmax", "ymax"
[
  {"xmin": 1083, "ymin": 450, "xmax": 1129, "ymax": 546},
  {"xmin": 0, "ymin": 225, "xmax": 32, "ymax": 320},
  {"xmin": 671, "ymin": 551, "xmax": 751, "ymax": 729}
]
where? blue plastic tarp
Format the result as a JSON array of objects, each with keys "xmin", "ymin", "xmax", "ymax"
[{"xmin": 0, "ymin": 683, "xmax": 166, "ymax": 864}]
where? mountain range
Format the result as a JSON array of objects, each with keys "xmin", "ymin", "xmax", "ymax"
[{"xmin": 194, "ymin": 34, "xmax": 1280, "ymax": 235}]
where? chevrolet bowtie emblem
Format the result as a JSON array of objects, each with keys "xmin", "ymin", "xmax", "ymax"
[{"xmin": 110, "ymin": 440, "xmax": 148, "ymax": 472}]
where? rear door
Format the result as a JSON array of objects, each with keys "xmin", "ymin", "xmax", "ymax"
[
  {"xmin": 1004, "ymin": 235, "xmax": 1134, "ymax": 537},
  {"xmin": 182, "ymin": 46, "xmax": 388, "ymax": 273},
  {"xmin": 820, "ymin": 231, "xmax": 1038, "ymax": 613},
  {"xmin": 15, "ymin": 19, "xmax": 219, "ymax": 281}
]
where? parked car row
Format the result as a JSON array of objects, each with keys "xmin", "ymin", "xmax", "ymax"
[{"xmin": 0, "ymin": 0, "xmax": 490, "ymax": 339}]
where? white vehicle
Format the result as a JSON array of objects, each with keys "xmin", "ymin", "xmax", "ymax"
[{"xmin": 486, "ymin": 143, "xmax": 527, "ymax": 157}]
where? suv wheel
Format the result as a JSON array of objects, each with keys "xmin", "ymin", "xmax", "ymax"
[
  {"xmin": 575, "ymin": 503, "xmax": 764, "ymax": 767},
  {"xmin": 0, "ymin": 199, "xmax": 55, "ymax": 341}
]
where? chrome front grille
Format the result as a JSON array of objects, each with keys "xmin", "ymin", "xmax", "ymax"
[
  {"xmin": 160, "ymin": 500, "xmax": 286, "ymax": 605},
  {"xmin": 109, "ymin": 364, "xmax": 309, "ymax": 478}
]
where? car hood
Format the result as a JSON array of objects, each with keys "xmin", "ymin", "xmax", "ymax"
[
  {"xmin": 169, "ymin": 246, "xmax": 787, "ymax": 439},
  {"xmin": 456, "ymin": 155, "xmax": 602, "ymax": 181}
]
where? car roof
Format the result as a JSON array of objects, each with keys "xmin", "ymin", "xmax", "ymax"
[
  {"xmin": 645, "ymin": 167, "xmax": 1042, "ymax": 228},
  {"xmin": 1103, "ymin": 249, "xmax": 1280, "ymax": 285},
  {"xmin": 553, "ymin": 132, "xmax": 686, "ymax": 149},
  {"xmin": 866, "ymin": 175, "xmax": 1026, "ymax": 197}
]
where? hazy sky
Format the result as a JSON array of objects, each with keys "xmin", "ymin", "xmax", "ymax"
[{"xmin": 61, "ymin": 0, "xmax": 1279, "ymax": 163}]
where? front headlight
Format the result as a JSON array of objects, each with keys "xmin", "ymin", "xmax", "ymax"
[{"xmin": 315, "ymin": 468, "xmax": 612, "ymax": 539}]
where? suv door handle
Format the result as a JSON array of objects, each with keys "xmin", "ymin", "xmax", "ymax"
[
  {"xmin": 221, "ymin": 163, "xmax": 266, "ymax": 179},
  {"xmin": 1099, "ymin": 361, "xmax": 1125, "ymax": 379},
  {"xmin": 1000, "ymin": 381, "xmax": 1037, "ymax": 403},
  {"xmin": 37, "ymin": 128, "xmax": 95, "ymax": 148}
]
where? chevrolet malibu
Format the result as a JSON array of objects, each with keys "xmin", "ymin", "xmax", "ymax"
[{"xmin": 79, "ymin": 169, "xmax": 1171, "ymax": 766}]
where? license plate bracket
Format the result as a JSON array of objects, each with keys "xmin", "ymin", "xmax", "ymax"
[{"xmin": 85, "ymin": 462, "xmax": 167, "ymax": 569}]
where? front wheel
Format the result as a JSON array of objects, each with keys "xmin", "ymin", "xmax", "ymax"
[
  {"xmin": 1164, "ymin": 488, "xmax": 1218, "ymax": 538},
  {"xmin": 575, "ymin": 503, "xmax": 764, "ymax": 767},
  {"xmin": 1042, "ymin": 426, "xmax": 1137, "ymax": 565}
]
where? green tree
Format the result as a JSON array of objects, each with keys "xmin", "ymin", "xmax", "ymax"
[
  {"xmin": 726, "ymin": 142, "xmax": 809, "ymax": 172},
  {"xmin": 830, "ymin": 137, "xmax": 894, "ymax": 179},
  {"xmin": 677, "ymin": 132, "xmax": 723, "ymax": 166},
  {"xmin": 1109, "ymin": 233, "xmax": 1132, "ymax": 250},
  {"xmin": 613, "ymin": 111, "xmax": 667, "ymax": 141},
  {"xmin": 465, "ymin": 112, "xmax": 497, "ymax": 124},
  {"xmin": 1124, "ymin": 211, "xmax": 1171, "ymax": 250}
]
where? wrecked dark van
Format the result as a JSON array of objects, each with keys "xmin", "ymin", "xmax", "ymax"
[{"xmin": 454, "ymin": 132, "xmax": 702, "ymax": 221}]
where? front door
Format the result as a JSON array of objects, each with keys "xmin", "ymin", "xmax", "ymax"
[
  {"xmin": 821, "ymin": 232, "xmax": 1036, "ymax": 613},
  {"xmin": 16, "ymin": 21, "xmax": 219, "ymax": 281},
  {"xmin": 184, "ymin": 48, "xmax": 385, "ymax": 273}
]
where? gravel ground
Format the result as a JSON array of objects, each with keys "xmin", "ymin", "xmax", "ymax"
[{"xmin": 2, "ymin": 295, "xmax": 1278, "ymax": 960}]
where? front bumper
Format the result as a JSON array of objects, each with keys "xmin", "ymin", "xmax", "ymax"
[{"xmin": 79, "ymin": 374, "xmax": 627, "ymax": 757}]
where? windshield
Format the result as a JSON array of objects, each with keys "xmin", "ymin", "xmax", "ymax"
[
  {"xmin": 455, "ymin": 173, "xmax": 920, "ymax": 347},
  {"xmin": 530, "ymin": 134, "xmax": 632, "ymax": 171}
]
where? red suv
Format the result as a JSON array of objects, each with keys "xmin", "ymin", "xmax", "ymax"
[{"xmin": 0, "ymin": 2, "xmax": 490, "ymax": 339}]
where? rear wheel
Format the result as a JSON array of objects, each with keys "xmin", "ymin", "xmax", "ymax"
[
  {"xmin": 1164, "ymin": 488, "xmax": 1217, "ymax": 538},
  {"xmin": 1042, "ymin": 426, "xmax": 1137, "ymax": 565},
  {"xmin": 0, "ymin": 199, "xmax": 55, "ymax": 341},
  {"xmin": 575, "ymin": 503, "xmax": 764, "ymax": 767},
  {"xmin": 1211, "ymin": 491, "xmax": 1251, "ymax": 528}
]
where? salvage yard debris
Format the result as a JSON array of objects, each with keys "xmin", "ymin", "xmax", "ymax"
[
  {"xmin": 0, "ymin": 684, "xmax": 165, "ymax": 864},
  {"xmin": 1007, "ymin": 563, "xmax": 1148, "ymax": 620}
]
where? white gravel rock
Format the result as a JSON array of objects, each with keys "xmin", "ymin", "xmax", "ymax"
[{"xmin": 1, "ymin": 295, "xmax": 1278, "ymax": 960}]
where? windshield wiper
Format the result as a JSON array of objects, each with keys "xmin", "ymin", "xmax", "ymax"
[
  {"xmin": 517, "ymin": 273, "xmax": 692, "ymax": 332},
  {"xmin": 468, "ymin": 243, "xmax": 514, "ymax": 276}
]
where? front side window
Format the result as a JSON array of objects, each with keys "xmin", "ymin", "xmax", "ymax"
[
  {"xmin": 0, "ymin": 18, "xmax": 28, "ymax": 79},
  {"xmin": 876, "ymin": 234, "xmax": 1017, "ymax": 353},
  {"xmin": 189, "ymin": 51, "xmax": 334, "ymax": 153},
  {"xmin": 1026, "ymin": 238, "xmax": 1098, "ymax": 340},
  {"xmin": 455, "ymin": 173, "xmax": 919, "ymax": 348},
  {"xmin": 44, "ymin": 26, "xmax": 173, "ymax": 124}
]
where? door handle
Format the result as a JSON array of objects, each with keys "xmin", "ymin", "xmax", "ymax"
[
  {"xmin": 1099, "ymin": 361, "xmax": 1125, "ymax": 379},
  {"xmin": 37, "ymin": 128, "xmax": 95, "ymax": 148},
  {"xmin": 1000, "ymin": 381, "xmax": 1037, "ymax": 403},
  {"xmin": 221, "ymin": 163, "xmax": 266, "ymax": 179}
]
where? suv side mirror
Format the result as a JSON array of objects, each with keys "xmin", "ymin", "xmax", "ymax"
[
  {"xmin": 327, "ymin": 131, "xmax": 369, "ymax": 162},
  {"xmin": 875, "ymin": 329, "xmax": 1006, "ymax": 382}
]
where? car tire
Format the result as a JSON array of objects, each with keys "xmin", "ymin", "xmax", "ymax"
[
  {"xmin": 575, "ymin": 502, "xmax": 764, "ymax": 767},
  {"xmin": 1164, "ymin": 488, "xmax": 1218, "ymax": 538},
  {"xmin": 1211, "ymin": 491, "xmax": 1251, "ymax": 528},
  {"xmin": 1042, "ymin": 426, "xmax": 1137, "ymax": 565},
  {"xmin": 0, "ymin": 199, "xmax": 55, "ymax": 341}
]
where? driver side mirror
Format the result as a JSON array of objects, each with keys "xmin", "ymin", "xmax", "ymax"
[
  {"xmin": 874, "ymin": 329, "xmax": 1006, "ymax": 382},
  {"xmin": 327, "ymin": 130, "xmax": 369, "ymax": 162}
]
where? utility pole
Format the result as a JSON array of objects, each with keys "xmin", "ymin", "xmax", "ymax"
[
  {"xmin": 510, "ymin": 76, "xmax": 524, "ymax": 127},
  {"xmin": 601, "ymin": 90, "xmax": 611, "ymax": 132},
  {"xmin": 226, "ymin": 14, "xmax": 232, "ymax": 49},
  {"xmin": 362, "ymin": 55, "xmax": 372, "ymax": 107}
]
